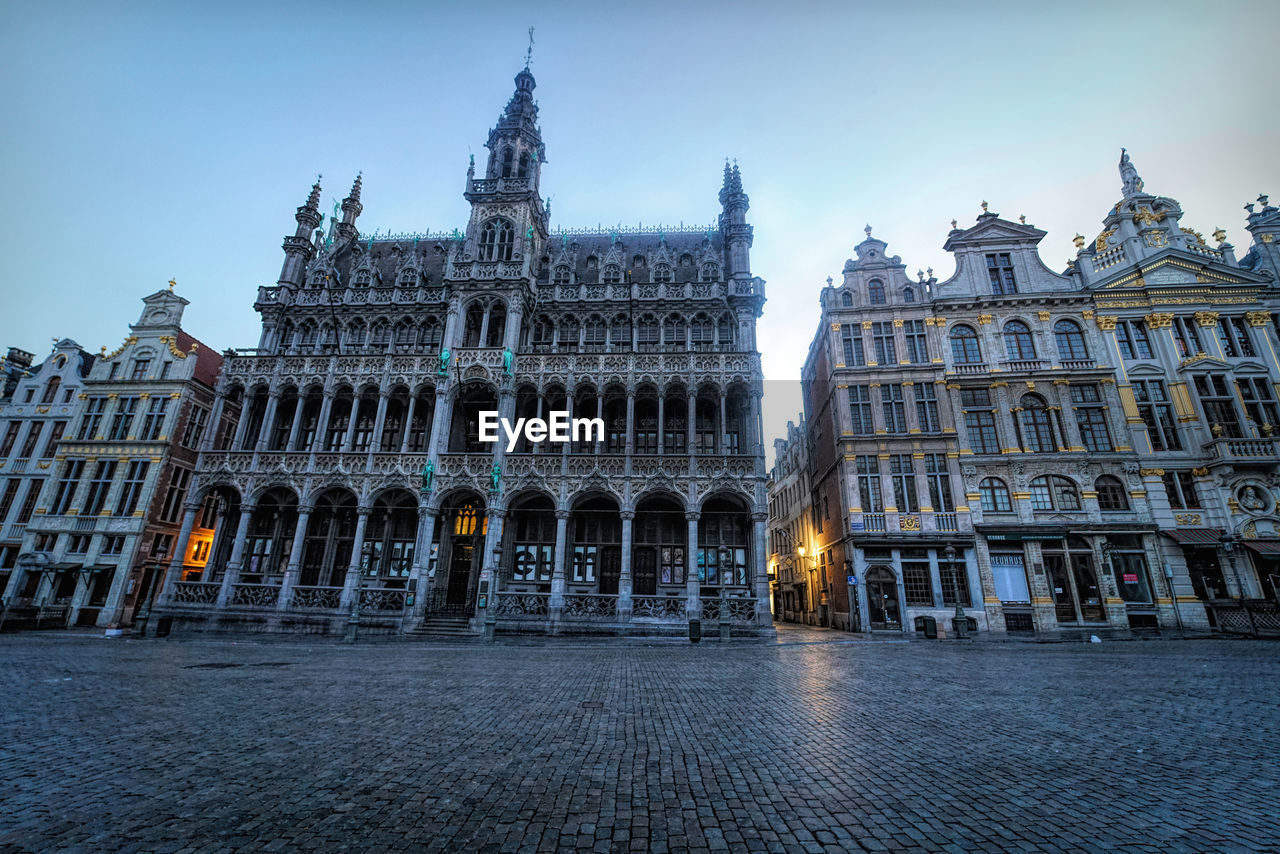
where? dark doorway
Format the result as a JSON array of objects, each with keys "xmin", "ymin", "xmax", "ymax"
[
  {"xmin": 633, "ymin": 548, "xmax": 657, "ymax": 596},
  {"xmin": 866, "ymin": 566, "xmax": 901, "ymax": 629}
]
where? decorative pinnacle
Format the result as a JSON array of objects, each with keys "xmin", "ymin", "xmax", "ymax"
[
  {"xmin": 1261, "ymin": 194, "xmax": 1271, "ymax": 206},
  {"xmin": 980, "ymin": 201, "xmax": 989, "ymax": 213},
  {"xmin": 1073, "ymin": 233, "xmax": 1085, "ymax": 249},
  {"xmin": 168, "ymin": 277, "xmax": 176, "ymax": 291},
  {"xmin": 864, "ymin": 224, "xmax": 872, "ymax": 239},
  {"xmin": 1213, "ymin": 227, "xmax": 1227, "ymax": 245},
  {"xmin": 1019, "ymin": 214, "xmax": 1026, "ymax": 224},
  {"xmin": 306, "ymin": 175, "xmax": 322, "ymax": 209},
  {"xmin": 926, "ymin": 267, "xmax": 933, "ymax": 277},
  {"xmin": 950, "ymin": 218, "xmax": 958, "ymax": 229},
  {"xmin": 347, "ymin": 172, "xmax": 362, "ymax": 203},
  {"xmin": 525, "ymin": 26, "xmax": 534, "ymax": 70}
]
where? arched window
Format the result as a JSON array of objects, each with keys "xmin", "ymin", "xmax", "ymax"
[
  {"xmin": 418, "ymin": 318, "xmax": 442, "ymax": 351},
  {"xmin": 583, "ymin": 315, "xmax": 606, "ymax": 348},
  {"xmin": 478, "ymin": 218, "xmax": 514, "ymax": 262},
  {"xmin": 840, "ymin": 291, "xmax": 853, "ymax": 307},
  {"xmin": 602, "ymin": 264, "xmax": 622, "ymax": 284},
  {"xmin": 299, "ymin": 321, "xmax": 319, "ymax": 350},
  {"xmin": 346, "ymin": 319, "xmax": 368, "ymax": 349},
  {"xmin": 1004, "ymin": 320, "xmax": 1036, "ymax": 360},
  {"xmin": 558, "ymin": 315, "xmax": 580, "ymax": 348},
  {"xmin": 501, "ymin": 147, "xmax": 514, "ymax": 178},
  {"xmin": 609, "ymin": 315, "xmax": 630, "ymax": 348},
  {"xmin": 397, "ymin": 268, "xmax": 418, "ymax": 287},
  {"xmin": 517, "ymin": 150, "xmax": 530, "ymax": 178},
  {"xmin": 553, "ymin": 265, "xmax": 571, "ymax": 285},
  {"xmin": 1095, "ymin": 476, "xmax": 1129, "ymax": 511},
  {"xmin": 653, "ymin": 264, "xmax": 672, "ymax": 283},
  {"xmin": 679, "ymin": 253, "xmax": 693, "ymax": 267},
  {"xmin": 979, "ymin": 477, "xmax": 1012, "ymax": 512},
  {"xmin": 1029, "ymin": 475, "xmax": 1081, "ymax": 511},
  {"xmin": 867, "ymin": 278, "xmax": 886, "ymax": 304},
  {"xmin": 463, "ymin": 303, "xmax": 484, "ymax": 347},
  {"xmin": 532, "ymin": 315, "xmax": 554, "ymax": 348},
  {"xmin": 369, "ymin": 319, "xmax": 391, "ymax": 350},
  {"xmin": 700, "ymin": 263, "xmax": 719, "ymax": 282},
  {"xmin": 393, "ymin": 319, "xmax": 415, "ymax": 350},
  {"xmin": 903, "ymin": 287, "xmax": 915, "ymax": 303},
  {"xmin": 691, "ymin": 314, "xmax": 713, "ymax": 349},
  {"xmin": 950, "ymin": 325, "xmax": 982, "ymax": 364},
  {"xmin": 637, "ymin": 314, "xmax": 659, "ymax": 350},
  {"xmin": 1054, "ymin": 319, "xmax": 1088, "ymax": 360},
  {"xmin": 717, "ymin": 313, "xmax": 735, "ymax": 349},
  {"xmin": 41, "ymin": 376, "xmax": 61, "ymax": 405},
  {"xmin": 352, "ymin": 269, "xmax": 372, "ymax": 288},
  {"xmin": 1020, "ymin": 394, "xmax": 1058, "ymax": 452},
  {"xmin": 663, "ymin": 314, "xmax": 687, "ymax": 347},
  {"xmin": 307, "ymin": 270, "xmax": 327, "ymax": 289}
]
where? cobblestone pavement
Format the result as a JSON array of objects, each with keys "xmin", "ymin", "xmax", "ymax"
[{"xmin": 2, "ymin": 631, "xmax": 1277, "ymax": 854}]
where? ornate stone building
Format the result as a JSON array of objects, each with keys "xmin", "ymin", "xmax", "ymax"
[
  {"xmin": 778, "ymin": 153, "xmax": 1279, "ymax": 637},
  {"xmin": 766, "ymin": 417, "xmax": 816, "ymax": 625},
  {"xmin": 157, "ymin": 64, "xmax": 771, "ymax": 638},
  {"xmin": 2, "ymin": 287, "xmax": 220, "ymax": 629}
]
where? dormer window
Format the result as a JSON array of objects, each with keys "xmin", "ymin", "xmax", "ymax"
[
  {"xmin": 398, "ymin": 268, "xmax": 418, "ymax": 287},
  {"xmin": 840, "ymin": 291, "xmax": 853, "ymax": 307},
  {"xmin": 353, "ymin": 270, "xmax": 372, "ymax": 288},
  {"xmin": 867, "ymin": 278, "xmax": 886, "ymax": 305},
  {"xmin": 679, "ymin": 253, "xmax": 693, "ymax": 267},
  {"xmin": 602, "ymin": 264, "xmax": 623, "ymax": 284},
  {"xmin": 553, "ymin": 265, "xmax": 571, "ymax": 285},
  {"xmin": 653, "ymin": 264, "xmax": 672, "ymax": 283},
  {"xmin": 902, "ymin": 287, "xmax": 915, "ymax": 303},
  {"xmin": 700, "ymin": 263, "xmax": 719, "ymax": 282},
  {"xmin": 478, "ymin": 218, "xmax": 514, "ymax": 262},
  {"xmin": 986, "ymin": 253, "xmax": 1017, "ymax": 295}
]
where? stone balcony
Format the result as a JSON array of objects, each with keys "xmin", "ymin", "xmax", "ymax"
[{"xmin": 1203, "ymin": 436, "xmax": 1280, "ymax": 465}]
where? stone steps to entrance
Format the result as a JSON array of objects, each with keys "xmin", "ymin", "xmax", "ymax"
[{"xmin": 404, "ymin": 619, "xmax": 478, "ymax": 640}]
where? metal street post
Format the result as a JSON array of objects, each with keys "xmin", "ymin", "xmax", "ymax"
[
  {"xmin": 946, "ymin": 543, "xmax": 966, "ymax": 639},
  {"xmin": 132, "ymin": 544, "xmax": 169, "ymax": 637},
  {"xmin": 345, "ymin": 542, "xmax": 373, "ymax": 643},
  {"xmin": 717, "ymin": 544, "xmax": 731, "ymax": 641}
]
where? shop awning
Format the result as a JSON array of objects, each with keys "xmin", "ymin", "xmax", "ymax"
[
  {"xmin": 1242, "ymin": 540, "xmax": 1280, "ymax": 556},
  {"xmin": 1162, "ymin": 528, "xmax": 1225, "ymax": 546}
]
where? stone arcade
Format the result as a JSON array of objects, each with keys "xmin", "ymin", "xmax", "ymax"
[{"xmin": 155, "ymin": 64, "xmax": 771, "ymax": 638}]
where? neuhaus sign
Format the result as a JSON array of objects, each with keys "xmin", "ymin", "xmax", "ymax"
[{"xmin": 478, "ymin": 411, "xmax": 604, "ymax": 452}]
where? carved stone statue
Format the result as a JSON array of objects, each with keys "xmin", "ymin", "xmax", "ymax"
[
  {"xmin": 437, "ymin": 348, "xmax": 451, "ymax": 377},
  {"xmin": 421, "ymin": 461, "xmax": 434, "ymax": 493},
  {"xmin": 1240, "ymin": 485, "xmax": 1267, "ymax": 512},
  {"xmin": 490, "ymin": 463, "xmax": 502, "ymax": 493},
  {"xmin": 1119, "ymin": 148, "xmax": 1144, "ymax": 198},
  {"xmin": 502, "ymin": 347, "xmax": 514, "ymax": 375}
]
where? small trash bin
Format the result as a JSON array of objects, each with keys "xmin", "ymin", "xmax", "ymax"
[
  {"xmin": 915, "ymin": 615, "xmax": 937, "ymax": 639},
  {"xmin": 688, "ymin": 618, "xmax": 702, "ymax": 643},
  {"xmin": 155, "ymin": 616, "xmax": 173, "ymax": 638}
]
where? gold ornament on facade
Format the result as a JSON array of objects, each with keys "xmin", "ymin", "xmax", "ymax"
[
  {"xmin": 1212, "ymin": 227, "xmax": 1227, "ymax": 244},
  {"xmin": 1095, "ymin": 229, "xmax": 1115, "ymax": 251},
  {"xmin": 1174, "ymin": 513, "xmax": 1203, "ymax": 525},
  {"xmin": 1262, "ymin": 233, "xmax": 1274, "ymax": 243},
  {"xmin": 892, "ymin": 318, "xmax": 904, "ymax": 327},
  {"xmin": 1191, "ymin": 467, "xmax": 1209, "ymax": 477},
  {"xmin": 1133, "ymin": 206, "xmax": 1166, "ymax": 226},
  {"xmin": 1144, "ymin": 313, "xmax": 1174, "ymax": 329},
  {"xmin": 1144, "ymin": 231, "xmax": 1167, "ymax": 248},
  {"xmin": 1081, "ymin": 309, "xmax": 1095, "ymax": 320},
  {"xmin": 977, "ymin": 314, "xmax": 993, "ymax": 325},
  {"xmin": 1037, "ymin": 311, "xmax": 1051, "ymax": 321},
  {"xmin": 1194, "ymin": 311, "xmax": 1220, "ymax": 327},
  {"xmin": 1181, "ymin": 228, "xmax": 1205, "ymax": 244},
  {"xmin": 899, "ymin": 515, "xmax": 921, "ymax": 531},
  {"xmin": 103, "ymin": 336, "xmax": 138, "ymax": 361},
  {"xmin": 1095, "ymin": 315, "xmax": 1118, "ymax": 331},
  {"xmin": 1073, "ymin": 233, "xmax": 1085, "ymax": 250},
  {"xmin": 1138, "ymin": 468, "xmax": 1165, "ymax": 477},
  {"xmin": 1245, "ymin": 311, "xmax": 1271, "ymax": 327}
]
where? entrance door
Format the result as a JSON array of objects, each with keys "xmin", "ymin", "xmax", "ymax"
[
  {"xmin": 633, "ymin": 547, "xmax": 657, "ymax": 596},
  {"xmin": 445, "ymin": 541, "xmax": 474, "ymax": 606},
  {"xmin": 866, "ymin": 566, "xmax": 901, "ymax": 629},
  {"xmin": 1045, "ymin": 554, "xmax": 1078, "ymax": 622}
]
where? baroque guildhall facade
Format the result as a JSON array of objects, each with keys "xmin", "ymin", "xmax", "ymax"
[
  {"xmin": 156, "ymin": 64, "xmax": 772, "ymax": 637},
  {"xmin": 775, "ymin": 152, "xmax": 1280, "ymax": 638}
]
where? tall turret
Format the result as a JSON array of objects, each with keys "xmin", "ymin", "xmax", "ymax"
[
  {"xmin": 719, "ymin": 160, "xmax": 753, "ymax": 277},
  {"xmin": 337, "ymin": 173, "xmax": 363, "ymax": 243},
  {"xmin": 277, "ymin": 177, "xmax": 323, "ymax": 288}
]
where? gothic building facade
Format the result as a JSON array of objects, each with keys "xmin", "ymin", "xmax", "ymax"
[
  {"xmin": 778, "ymin": 153, "xmax": 1279, "ymax": 637},
  {"xmin": 156, "ymin": 65, "xmax": 771, "ymax": 638}
]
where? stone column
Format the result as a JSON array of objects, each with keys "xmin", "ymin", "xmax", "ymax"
[
  {"xmin": 549, "ymin": 509, "xmax": 570, "ymax": 626},
  {"xmin": 340, "ymin": 506, "xmax": 371, "ymax": 609},
  {"xmin": 752, "ymin": 511, "xmax": 771, "ymax": 626},
  {"xmin": 230, "ymin": 399, "xmax": 253, "ymax": 450},
  {"xmin": 254, "ymin": 392, "xmax": 280, "ymax": 453},
  {"xmin": 157, "ymin": 501, "xmax": 201, "ymax": 606},
  {"xmin": 718, "ymin": 395, "xmax": 727, "ymax": 454},
  {"xmin": 216, "ymin": 502, "xmax": 256, "ymax": 607},
  {"xmin": 625, "ymin": 390, "xmax": 636, "ymax": 456},
  {"xmin": 618, "ymin": 510, "xmax": 634, "ymax": 621},
  {"xmin": 286, "ymin": 393, "xmax": 306, "ymax": 452},
  {"xmin": 309, "ymin": 389, "xmax": 334, "ymax": 459},
  {"xmin": 687, "ymin": 394, "xmax": 696, "ymax": 455},
  {"xmin": 370, "ymin": 391, "xmax": 389, "ymax": 456},
  {"xmin": 657, "ymin": 396, "xmax": 665, "ymax": 455},
  {"xmin": 409, "ymin": 503, "xmax": 438, "ymax": 619},
  {"xmin": 277, "ymin": 504, "xmax": 312, "ymax": 611},
  {"xmin": 686, "ymin": 511, "xmax": 701, "ymax": 620},
  {"xmin": 399, "ymin": 393, "xmax": 418, "ymax": 454},
  {"xmin": 201, "ymin": 393, "xmax": 227, "ymax": 454},
  {"xmin": 342, "ymin": 398, "xmax": 360, "ymax": 452}
]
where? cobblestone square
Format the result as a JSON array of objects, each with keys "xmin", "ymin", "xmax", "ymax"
[{"xmin": 2, "ymin": 630, "xmax": 1277, "ymax": 853}]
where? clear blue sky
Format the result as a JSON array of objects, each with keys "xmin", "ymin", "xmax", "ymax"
[{"xmin": 2, "ymin": 1, "xmax": 1276, "ymax": 461}]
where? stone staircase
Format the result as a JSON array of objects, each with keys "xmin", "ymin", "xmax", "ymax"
[{"xmin": 403, "ymin": 616, "xmax": 479, "ymax": 641}]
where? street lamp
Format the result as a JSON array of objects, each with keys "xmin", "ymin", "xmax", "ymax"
[
  {"xmin": 1220, "ymin": 532, "xmax": 1244, "ymax": 600},
  {"xmin": 717, "ymin": 543, "xmax": 732, "ymax": 640},
  {"xmin": 345, "ymin": 541, "xmax": 373, "ymax": 643},
  {"xmin": 132, "ymin": 544, "xmax": 169, "ymax": 637},
  {"xmin": 946, "ymin": 543, "xmax": 966, "ymax": 639},
  {"xmin": 844, "ymin": 559, "xmax": 860, "ymax": 633}
]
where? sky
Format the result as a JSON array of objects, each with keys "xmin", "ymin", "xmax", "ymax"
[{"xmin": 2, "ymin": 0, "xmax": 1277, "ymax": 465}]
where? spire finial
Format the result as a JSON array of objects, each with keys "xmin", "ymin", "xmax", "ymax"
[
  {"xmin": 306, "ymin": 175, "xmax": 322, "ymax": 209},
  {"xmin": 864, "ymin": 224, "xmax": 872, "ymax": 239},
  {"xmin": 168, "ymin": 277, "xmax": 176, "ymax": 291},
  {"xmin": 950, "ymin": 218, "xmax": 958, "ymax": 230},
  {"xmin": 980, "ymin": 200, "xmax": 989, "ymax": 213},
  {"xmin": 525, "ymin": 26, "xmax": 534, "ymax": 69},
  {"xmin": 348, "ymin": 172, "xmax": 362, "ymax": 203}
]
